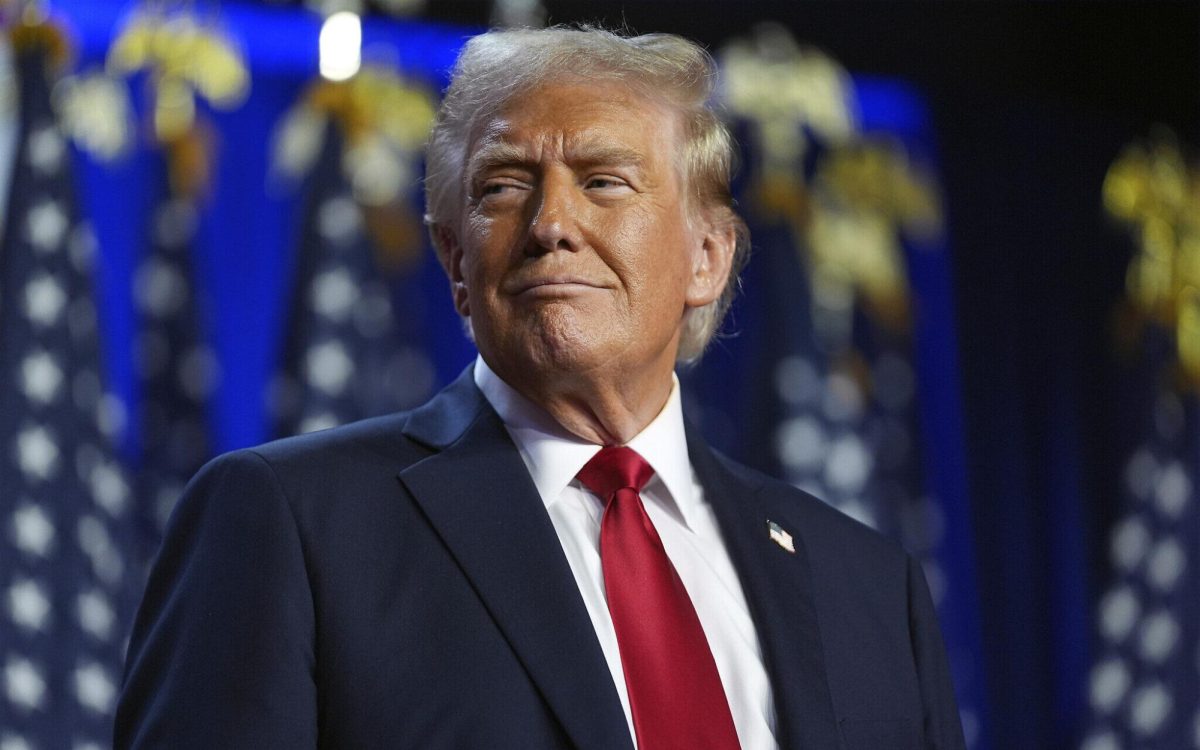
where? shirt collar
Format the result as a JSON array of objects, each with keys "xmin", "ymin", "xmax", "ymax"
[{"xmin": 473, "ymin": 355, "xmax": 698, "ymax": 530}]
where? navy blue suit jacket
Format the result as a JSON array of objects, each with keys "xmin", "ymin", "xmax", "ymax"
[{"xmin": 115, "ymin": 369, "xmax": 966, "ymax": 749}]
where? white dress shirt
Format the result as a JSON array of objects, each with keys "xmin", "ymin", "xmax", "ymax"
[{"xmin": 474, "ymin": 357, "xmax": 778, "ymax": 749}]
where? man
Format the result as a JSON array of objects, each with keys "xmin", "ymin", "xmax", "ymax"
[{"xmin": 116, "ymin": 27, "xmax": 965, "ymax": 750}]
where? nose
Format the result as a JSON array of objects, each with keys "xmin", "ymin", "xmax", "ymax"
[{"xmin": 527, "ymin": 172, "xmax": 582, "ymax": 254}]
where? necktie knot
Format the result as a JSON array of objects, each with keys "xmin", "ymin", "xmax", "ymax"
[{"xmin": 577, "ymin": 445, "xmax": 654, "ymax": 501}]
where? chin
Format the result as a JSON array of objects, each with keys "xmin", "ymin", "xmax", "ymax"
[{"xmin": 522, "ymin": 308, "xmax": 614, "ymax": 373}]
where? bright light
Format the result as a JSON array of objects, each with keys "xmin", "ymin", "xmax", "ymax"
[{"xmin": 319, "ymin": 12, "xmax": 362, "ymax": 82}]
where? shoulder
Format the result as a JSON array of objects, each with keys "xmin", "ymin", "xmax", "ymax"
[
  {"xmin": 166, "ymin": 371, "xmax": 496, "ymax": 555},
  {"xmin": 248, "ymin": 411, "xmax": 427, "ymax": 468},
  {"xmin": 226, "ymin": 367, "xmax": 489, "ymax": 481},
  {"xmin": 192, "ymin": 411, "xmax": 432, "ymax": 491},
  {"xmin": 168, "ymin": 411, "xmax": 438, "ymax": 536}
]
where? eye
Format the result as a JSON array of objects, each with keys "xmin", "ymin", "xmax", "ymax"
[
  {"xmin": 477, "ymin": 178, "xmax": 528, "ymax": 200},
  {"xmin": 585, "ymin": 175, "xmax": 631, "ymax": 191}
]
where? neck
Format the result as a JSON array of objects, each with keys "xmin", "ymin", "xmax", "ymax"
[
  {"xmin": 487, "ymin": 358, "xmax": 676, "ymax": 445},
  {"xmin": 540, "ymin": 376, "xmax": 674, "ymax": 446}
]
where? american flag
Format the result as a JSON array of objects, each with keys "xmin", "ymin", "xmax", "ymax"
[
  {"xmin": 130, "ymin": 185, "xmax": 213, "ymax": 557},
  {"xmin": 1080, "ymin": 329, "xmax": 1200, "ymax": 750},
  {"xmin": 1080, "ymin": 135, "xmax": 1200, "ymax": 750},
  {"xmin": 270, "ymin": 119, "xmax": 434, "ymax": 438},
  {"xmin": 0, "ymin": 33, "xmax": 139, "ymax": 749}
]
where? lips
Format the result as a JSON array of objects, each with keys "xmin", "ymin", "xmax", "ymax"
[{"xmin": 508, "ymin": 276, "xmax": 606, "ymax": 296}]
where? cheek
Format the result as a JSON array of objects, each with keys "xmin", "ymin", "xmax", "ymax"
[
  {"xmin": 462, "ymin": 221, "xmax": 510, "ymax": 285},
  {"xmin": 605, "ymin": 204, "xmax": 680, "ymax": 268},
  {"xmin": 622, "ymin": 216, "xmax": 695, "ymax": 296}
]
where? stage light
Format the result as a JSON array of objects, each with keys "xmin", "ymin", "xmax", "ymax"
[{"xmin": 319, "ymin": 11, "xmax": 361, "ymax": 82}]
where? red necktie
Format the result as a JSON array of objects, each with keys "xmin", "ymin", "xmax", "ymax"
[{"xmin": 578, "ymin": 446, "xmax": 741, "ymax": 750}]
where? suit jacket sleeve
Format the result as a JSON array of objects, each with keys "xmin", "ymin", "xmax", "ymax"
[
  {"xmin": 908, "ymin": 554, "xmax": 967, "ymax": 750},
  {"xmin": 115, "ymin": 450, "xmax": 318, "ymax": 749}
]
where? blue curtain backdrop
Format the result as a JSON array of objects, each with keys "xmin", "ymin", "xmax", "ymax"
[{"xmin": 31, "ymin": 1, "xmax": 1116, "ymax": 747}]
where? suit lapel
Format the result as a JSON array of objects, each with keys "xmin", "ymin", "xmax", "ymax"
[
  {"xmin": 687, "ymin": 426, "xmax": 841, "ymax": 750},
  {"xmin": 398, "ymin": 371, "xmax": 633, "ymax": 750}
]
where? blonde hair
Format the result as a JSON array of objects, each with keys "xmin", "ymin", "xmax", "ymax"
[{"xmin": 425, "ymin": 26, "xmax": 749, "ymax": 361}]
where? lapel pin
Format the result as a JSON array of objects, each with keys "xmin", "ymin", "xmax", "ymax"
[{"xmin": 767, "ymin": 520, "xmax": 795, "ymax": 553}]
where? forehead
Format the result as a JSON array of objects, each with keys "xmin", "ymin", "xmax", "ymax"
[{"xmin": 466, "ymin": 79, "xmax": 681, "ymax": 166}]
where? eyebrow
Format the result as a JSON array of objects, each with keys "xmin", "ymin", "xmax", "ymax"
[
  {"xmin": 466, "ymin": 141, "xmax": 530, "ymax": 180},
  {"xmin": 569, "ymin": 143, "xmax": 647, "ymax": 172},
  {"xmin": 466, "ymin": 138, "xmax": 647, "ymax": 180}
]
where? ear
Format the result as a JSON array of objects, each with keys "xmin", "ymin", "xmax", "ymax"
[
  {"xmin": 684, "ymin": 215, "xmax": 737, "ymax": 309},
  {"xmin": 433, "ymin": 223, "xmax": 470, "ymax": 317}
]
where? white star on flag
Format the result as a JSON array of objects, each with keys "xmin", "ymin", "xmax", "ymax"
[
  {"xmin": 72, "ymin": 662, "xmax": 116, "ymax": 715},
  {"xmin": 4, "ymin": 657, "xmax": 47, "ymax": 710},
  {"xmin": 25, "ymin": 200, "xmax": 68, "ymax": 252},
  {"xmin": 75, "ymin": 590, "xmax": 115, "ymax": 642},
  {"xmin": 26, "ymin": 125, "xmax": 64, "ymax": 175},
  {"xmin": 23, "ymin": 274, "xmax": 66, "ymax": 327},
  {"xmin": 16, "ymin": 425, "xmax": 59, "ymax": 480},
  {"xmin": 20, "ymin": 351, "xmax": 63, "ymax": 404},
  {"xmin": 7, "ymin": 579, "xmax": 51, "ymax": 632},
  {"xmin": 11, "ymin": 503, "xmax": 56, "ymax": 557}
]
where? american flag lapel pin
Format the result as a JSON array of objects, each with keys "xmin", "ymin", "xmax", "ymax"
[{"xmin": 767, "ymin": 520, "xmax": 795, "ymax": 553}]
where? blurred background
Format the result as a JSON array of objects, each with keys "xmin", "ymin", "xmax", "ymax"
[{"xmin": 0, "ymin": 0, "xmax": 1197, "ymax": 748}]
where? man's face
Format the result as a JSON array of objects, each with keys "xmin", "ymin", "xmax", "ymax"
[{"xmin": 438, "ymin": 79, "xmax": 732, "ymax": 388}]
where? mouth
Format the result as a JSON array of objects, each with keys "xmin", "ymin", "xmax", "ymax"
[{"xmin": 510, "ymin": 277, "xmax": 607, "ymax": 298}]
